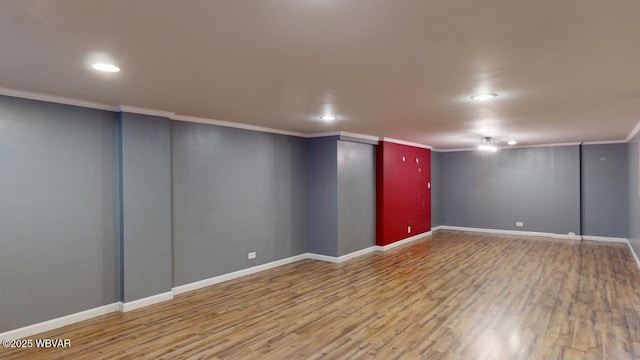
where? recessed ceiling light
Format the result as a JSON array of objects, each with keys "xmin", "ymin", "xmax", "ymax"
[
  {"xmin": 471, "ymin": 93, "xmax": 497, "ymax": 101},
  {"xmin": 320, "ymin": 115, "xmax": 337, "ymax": 121},
  {"xmin": 92, "ymin": 63, "xmax": 120, "ymax": 73},
  {"xmin": 508, "ymin": 140, "xmax": 518, "ymax": 145}
]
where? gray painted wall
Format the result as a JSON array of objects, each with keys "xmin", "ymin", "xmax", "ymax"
[
  {"xmin": 337, "ymin": 141, "xmax": 376, "ymax": 256},
  {"xmin": 5, "ymin": 92, "xmax": 636, "ymax": 333},
  {"xmin": 172, "ymin": 122, "xmax": 307, "ymax": 286},
  {"xmin": 306, "ymin": 137, "xmax": 339, "ymax": 256},
  {"xmin": 581, "ymin": 144, "xmax": 628, "ymax": 238},
  {"xmin": 431, "ymin": 151, "xmax": 442, "ymax": 227},
  {"xmin": 0, "ymin": 96, "xmax": 119, "ymax": 332},
  {"xmin": 119, "ymin": 113, "xmax": 173, "ymax": 302},
  {"xmin": 628, "ymin": 132, "xmax": 640, "ymax": 257},
  {"xmin": 440, "ymin": 146, "xmax": 581, "ymax": 235}
]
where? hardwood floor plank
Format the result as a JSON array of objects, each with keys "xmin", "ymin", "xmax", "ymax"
[{"xmin": 2, "ymin": 231, "xmax": 640, "ymax": 359}]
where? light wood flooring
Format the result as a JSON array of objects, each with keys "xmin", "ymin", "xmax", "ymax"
[{"xmin": 2, "ymin": 230, "xmax": 640, "ymax": 359}]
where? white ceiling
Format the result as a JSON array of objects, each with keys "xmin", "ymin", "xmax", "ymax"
[{"xmin": 1, "ymin": 0, "xmax": 640, "ymax": 149}]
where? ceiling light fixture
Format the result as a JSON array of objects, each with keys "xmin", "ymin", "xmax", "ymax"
[
  {"xmin": 471, "ymin": 93, "xmax": 497, "ymax": 101},
  {"xmin": 507, "ymin": 140, "xmax": 518, "ymax": 145},
  {"xmin": 478, "ymin": 137, "xmax": 498, "ymax": 152},
  {"xmin": 320, "ymin": 115, "xmax": 337, "ymax": 122},
  {"xmin": 92, "ymin": 63, "xmax": 120, "ymax": 73}
]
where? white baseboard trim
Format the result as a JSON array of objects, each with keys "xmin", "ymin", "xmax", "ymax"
[
  {"xmin": 172, "ymin": 254, "xmax": 308, "ymax": 295},
  {"xmin": 373, "ymin": 231, "xmax": 432, "ymax": 252},
  {"xmin": 438, "ymin": 225, "xmax": 582, "ymax": 240},
  {"xmin": 306, "ymin": 253, "xmax": 340, "ymax": 263},
  {"xmin": 627, "ymin": 241, "xmax": 640, "ymax": 272},
  {"xmin": 581, "ymin": 235, "xmax": 628, "ymax": 243},
  {"xmin": 339, "ymin": 246, "xmax": 376, "ymax": 261},
  {"xmin": 3, "ymin": 254, "xmax": 312, "ymax": 337},
  {"xmin": 5, "ymin": 228, "xmax": 635, "ymax": 339},
  {"xmin": 306, "ymin": 231, "xmax": 436, "ymax": 262},
  {"xmin": 306, "ymin": 246, "xmax": 377, "ymax": 264},
  {"xmin": 119, "ymin": 291, "xmax": 174, "ymax": 312},
  {"xmin": 0, "ymin": 235, "xmax": 437, "ymax": 338},
  {"xmin": 0, "ymin": 302, "xmax": 120, "ymax": 340},
  {"xmin": 554, "ymin": 233, "xmax": 583, "ymax": 240}
]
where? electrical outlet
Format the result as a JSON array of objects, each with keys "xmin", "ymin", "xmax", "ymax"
[
  {"xmin": 516, "ymin": 222, "xmax": 523, "ymax": 227},
  {"xmin": 248, "ymin": 251, "xmax": 256, "ymax": 259},
  {"xmin": 408, "ymin": 226, "xmax": 411, "ymax": 233}
]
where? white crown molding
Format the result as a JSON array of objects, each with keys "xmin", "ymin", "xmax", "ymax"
[
  {"xmin": 3, "ymin": 86, "xmax": 637, "ymax": 147},
  {"xmin": 340, "ymin": 131, "xmax": 380, "ymax": 142},
  {"xmin": 381, "ymin": 137, "xmax": 433, "ymax": 149},
  {"xmin": 308, "ymin": 131, "xmax": 381, "ymax": 143},
  {"xmin": 307, "ymin": 131, "xmax": 380, "ymax": 142},
  {"xmin": 117, "ymin": 105, "xmax": 175, "ymax": 118},
  {"xmin": 305, "ymin": 131, "xmax": 342, "ymax": 138},
  {"xmin": 626, "ymin": 120, "xmax": 640, "ymax": 142},
  {"xmin": 436, "ymin": 146, "xmax": 538, "ymax": 152},
  {"xmin": 581, "ymin": 140, "xmax": 628, "ymax": 145},
  {"xmin": 437, "ymin": 142, "xmax": 585, "ymax": 153},
  {"xmin": 0, "ymin": 87, "xmax": 118, "ymax": 112},
  {"xmin": 171, "ymin": 114, "xmax": 307, "ymax": 138},
  {"xmin": 501, "ymin": 142, "xmax": 582, "ymax": 149},
  {"xmin": 435, "ymin": 147, "xmax": 477, "ymax": 152},
  {"xmin": 0, "ymin": 302, "xmax": 120, "ymax": 340}
]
